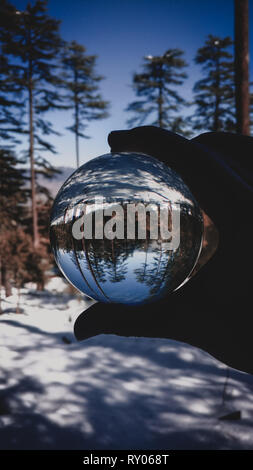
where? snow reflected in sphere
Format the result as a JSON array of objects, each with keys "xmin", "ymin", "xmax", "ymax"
[{"xmin": 50, "ymin": 152, "xmax": 203, "ymax": 305}]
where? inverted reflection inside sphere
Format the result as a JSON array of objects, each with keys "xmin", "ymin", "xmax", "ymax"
[{"xmin": 50, "ymin": 152, "xmax": 203, "ymax": 305}]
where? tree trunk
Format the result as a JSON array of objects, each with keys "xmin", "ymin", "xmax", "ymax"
[
  {"xmin": 36, "ymin": 281, "xmax": 44, "ymax": 291},
  {"xmin": 156, "ymin": 61, "xmax": 163, "ymax": 128},
  {"xmin": 2, "ymin": 265, "xmax": 12, "ymax": 297},
  {"xmin": 28, "ymin": 28, "xmax": 39, "ymax": 249},
  {"xmin": 75, "ymin": 127, "xmax": 79, "ymax": 168},
  {"xmin": 16, "ymin": 286, "xmax": 21, "ymax": 314},
  {"xmin": 74, "ymin": 71, "xmax": 80, "ymax": 168},
  {"xmin": 214, "ymin": 47, "xmax": 221, "ymax": 131},
  {"xmin": 234, "ymin": 0, "xmax": 250, "ymax": 134},
  {"xmin": 0, "ymin": 257, "xmax": 2, "ymax": 314},
  {"xmin": 75, "ymin": 103, "xmax": 80, "ymax": 168},
  {"xmin": 158, "ymin": 82, "xmax": 163, "ymax": 128}
]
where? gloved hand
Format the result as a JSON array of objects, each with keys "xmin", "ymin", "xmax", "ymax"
[{"xmin": 74, "ymin": 126, "xmax": 253, "ymax": 375}]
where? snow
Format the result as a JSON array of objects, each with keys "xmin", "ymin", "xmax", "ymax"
[{"xmin": 1, "ymin": 277, "xmax": 253, "ymax": 450}]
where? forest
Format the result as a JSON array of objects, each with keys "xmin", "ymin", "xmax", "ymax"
[
  {"xmin": 1, "ymin": 0, "xmax": 253, "ymax": 453},
  {"xmin": 0, "ymin": 0, "xmax": 251, "ymax": 308}
]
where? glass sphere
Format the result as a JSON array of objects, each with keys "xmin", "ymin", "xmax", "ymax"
[{"xmin": 50, "ymin": 152, "xmax": 203, "ymax": 305}]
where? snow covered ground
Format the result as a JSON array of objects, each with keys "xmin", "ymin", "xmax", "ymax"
[{"xmin": 0, "ymin": 277, "xmax": 253, "ymax": 450}]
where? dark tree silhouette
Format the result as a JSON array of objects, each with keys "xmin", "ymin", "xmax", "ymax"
[
  {"xmin": 0, "ymin": 148, "xmax": 28, "ymax": 301},
  {"xmin": 0, "ymin": 0, "xmax": 24, "ymax": 144},
  {"xmin": 126, "ymin": 49, "xmax": 189, "ymax": 135},
  {"xmin": 234, "ymin": 0, "xmax": 250, "ymax": 135},
  {"xmin": 191, "ymin": 35, "xmax": 235, "ymax": 132},
  {"xmin": 62, "ymin": 40, "xmax": 109, "ymax": 167},
  {"xmin": 0, "ymin": 0, "xmax": 63, "ymax": 248}
]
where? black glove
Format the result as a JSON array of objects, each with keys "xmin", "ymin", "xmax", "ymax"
[{"xmin": 74, "ymin": 126, "xmax": 253, "ymax": 375}]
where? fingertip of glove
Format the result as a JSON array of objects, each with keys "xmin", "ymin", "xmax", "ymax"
[
  {"xmin": 108, "ymin": 130, "xmax": 130, "ymax": 150},
  {"xmin": 107, "ymin": 126, "xmax": 161, "ymax": 151}
]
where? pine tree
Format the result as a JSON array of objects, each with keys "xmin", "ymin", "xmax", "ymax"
[
  {"xmin": 0, "ymin": 149, "xmax": 28, "ymax": 221},
  {"xmin": 0, "ymin": 146, "xmax": 52, "ymax": 304},
  {"xmin": 0, "ymin": 0, "xmax": 24, "ymax": 143},
  {"xmin": 126, "ymin": 49, "xmax": 189, "ymax": 135},
  {"xmin": 0, "ymin": 0, "xmax": 63, "ymax": 248},
  {"xmin": 62, "ymin": 40, "xmax": 109, "ymax": 167},
  {"xmin": 0, "ymin": 148, "xmax": 28, "ymax": 301},
  {"xmin": 234, "ymin": 0, "xmax": 250, "ymax": 135},
  {"xmin": 191, "ymin": 35, "xmax": 235, "ymax": 132}
]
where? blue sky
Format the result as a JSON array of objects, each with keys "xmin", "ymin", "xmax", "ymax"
[{"xmin": 13, "ymin": 0, "xmax": 253, "ymax": 168}]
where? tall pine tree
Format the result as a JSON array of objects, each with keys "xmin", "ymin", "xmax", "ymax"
[
  {"xmin": 0, "ymin": 0, "xmax": 24, "ymax": 144},
  {"xmin": 0, "ymin": 148, "xmax": 28, "ymax": 300},
  {"xmin": 0, "ymin": 0, "xmax": 63, "ymax": 248},
  {"xmin": 191, "ymin": 35, "xmax": 235, "ymax": 132},
  {"xmin": 62, "ymin": 40, "xmax": 109, "ymax": 167},
  {"xmin": 126, "ymin": 49, "xmax": 189, "ymax": 135}
]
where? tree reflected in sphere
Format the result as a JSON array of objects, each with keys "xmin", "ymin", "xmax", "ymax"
[{"xmin": 50, "ymin": 152, "xmax": 203, "ymax": 305}]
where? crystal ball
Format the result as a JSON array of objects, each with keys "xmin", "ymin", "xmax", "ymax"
[{"xmin": 50, "ymin": 152, "xmax": 203, "ymax": 305}]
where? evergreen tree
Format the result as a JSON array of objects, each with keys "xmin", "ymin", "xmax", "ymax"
[
  {"xmin": 0, "ymin": 0, "xmax": 24, "ymax": 143},
  {"xmin": 0, "ymin": 147, "xmax": 52, "ymax": 303},
  {"xmin": 0, "ymin": 0, "xmax": 63, "ymax": 248},
  {"xmin": 0, "ymin": 148, "xmax": 28, "ymax": 300},
  {"xmin": 126, "ymin": 49, "xmax": 189, "ymax": 135},
  {"xmin": 62, "ymin": 40, "xmax": 109, "ymax": 167},
  {"xmin": 251, "ymin": 91, "xmax": 253, "ymax": 134},
  {"xmin": 191, "ymin": 35, "xmax": 235, "ymax": 132},
  {"xmin": 0, "ymin": 148, "xmax": 28, "ymax": 233},
  {"xmin": 234, "ymin": 0, "xmax": 250, "ymax": 135}
]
